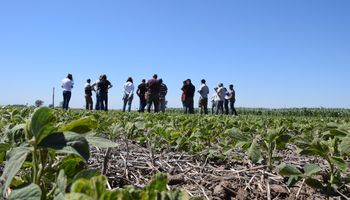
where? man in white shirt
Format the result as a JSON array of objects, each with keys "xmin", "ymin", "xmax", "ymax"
[
  {"xmin": 61, "ymin": 74, "xmax": 74, "ymax": 110},
  {"xmin": 216, "ymin": 83, "xmax": 226, "ymax": 114},
  {"xmin": 91, "ymin": 75, "xmax": 102, "ymax": 110},
  {"xmin": 198, "ymin": 79, "xmax": 209, "ymax": 114},
  {"xmin": 123, "ymin": 77, "xmax": 134, "ymax": 112}
]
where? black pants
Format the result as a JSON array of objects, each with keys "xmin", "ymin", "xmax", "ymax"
[
  {"xmin": 147, "ymin": 93, "xmax": 159, "ymax": 113},
  {"xmin": 85, "ymin": 95, "xmax": 93, "ymax": 110},
  {"xmin": 224, "ymin": 99, "xmax": 229, "ymax": 115},
  {"xmin": 199, "ymin": 98, "xmax": 208, "ymax": 114},
  {"xmin": 230, "ymin": 100, "xmax": 238, "ymax": 115},
  {"xmin": 185, "ymin": 98, "xmax": 194, "ymax": 114},
  {"xmin": 63, "ymin": 91, "xmax": 71, "ymax": 110}
]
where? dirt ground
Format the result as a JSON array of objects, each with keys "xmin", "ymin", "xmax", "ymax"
[{"xmin": 88, "ymin": 139, "xmax": 350, "ymax": 200}]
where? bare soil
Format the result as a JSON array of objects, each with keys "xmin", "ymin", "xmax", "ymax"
[{"xmin": 88, "ymin": 139, "xmax": 350, "ymax": 200}]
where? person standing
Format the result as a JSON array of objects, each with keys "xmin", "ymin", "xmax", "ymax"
[
  {"xmin": 182, "ymin": 79, "xmax": 195, "ymax": 114},
  {"xmin": 216, "ymin": 83, "xmax": 225, "ymax": 114},
  {"xmin": 224, "ymin": 87, "xmax": 230, "ymax": 115},
  {"xmin": 211, "ymin": 87, "xmax": 219, "ymax": 114},
  {"xmin": 97, "ymin": 74, "xmax": 113, "ymax": 111},
  {"xmin": 122, "ymin": 77, "xmax": 134, "ymax": 112},
  {"xmin": 158, "ymin": 79, "xmax": 168, "ymax": 112},
  {"xmin": 136, "ymin": 79, "xmax": 147, "ymax": 112},
  {"xmin": 146, "ymin": 74, "xmax": 160, "ymax": 113},
  {"xmin": 181, "ymin": 80, "xmax": 187, "ymax": 113},
  {"xmin": 61, "ymin": 74, "xmax": 74, "ymax": 110},
  {"xmin": 84, "ymin": 79, "xmax": 93, "ymax": 110},
  {"xmin": 228, "ymin": 84, "xmax": 238, "ymax": 116},
  {"xmin": 91, "ymin": 75, "xmax": 102, "ymax": 110},
  {"xmin": 198, "ymin": 79, "xmax": 209, "ymax": 115}
]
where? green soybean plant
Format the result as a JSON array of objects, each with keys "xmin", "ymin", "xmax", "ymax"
[
  {"xmin": 64, "ymin": 173, "xmax": 202, "ymax": 200},
  {"xmin": 228, "ymin": 127, "xmax": 291, "ymax": 170},
  {"xmin": 283, "ymin": 124, "xmax": 350, "ymax": 196},
  {"xmin": 0, "ymin": 107, "xmax": 116, "ymax": 200}
]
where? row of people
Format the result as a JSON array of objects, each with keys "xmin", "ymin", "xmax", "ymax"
[
  {"xmin": 62, "ymin": 74, "xmax": 113, "ymax": 111},
  {"xmin": 62, "ymin": 74, "xmax": 167, "ymax": 112},
  {"xmin": 61, "ymin": 73, "xmax": 237, "ymax": 115},
  {"xmin": 122, "ymin": 74, "xmax": 168, "ymax": 113},
  {"xmin": 182, "ymin": 79, "xmax": 238, "ymax": 115}
]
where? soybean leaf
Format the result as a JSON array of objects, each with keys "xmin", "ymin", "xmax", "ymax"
[
  {"xmin": 72, "ymin": 169, "xmax": 101, "ymax": 184},
  {"xmin": 0, "ymin": 143, "xmax": 11, "ymax": 153},
  {"xmin": 339, "ymin": 136, "xmax": 350, "ymax": 156},
  {"xmin": 299, "ymin": 142, "xmax": 328, "ymax": 157},
  {"xmin": 56, "ymin": 170, "xmax": 67, "ymax": 196},
  {"xmin": 226, "ymin": 128, "xmax": 250, "ymax": 141},
  {"xmin": 304, "ymin": 164, "xmax": 321, "ymax": 176},
  {"xmin": 147, "ymin": 173, "xmax": 168, "ymax": 192},
  {"xmin": 85, "ymin": 136, "xmax": 117, "ymax": 148},
  {"xmin": 287, "ymin": 176, "xmax": 302, "ymax": 186},
  {"xmin": 276, "ymin": 134, "xmax": 291, "ymax": 150},
  {"xmin": 145, "ymin": 173, "xmax": 168, "ymax": 200},
  {"xmin": 168, "ymin": 189, "xmax": 190, "ymax": 199},
  {"xmin": 330, "ymin": 156, "xmax": 348, "ymax": 172},
  {"xmin": 58, "ymin": 155, "xmax": 85, "ymax": 181},
  {"xmin": 38, "ymin": 132, "xmax": 90, "ymax": 161},
  {"xmin": 8, "ymin": 183, "xmax": 42, "ymax": 200},
  {"xmin": 278, "ymin": 163, "xmax": 303, "ymax": 176},
  {"xmin": 90, "ymin": 176, "xmax": 108, "ymax": 199},
  {"xmin": 71, "ymin": 176, "xmax": 107, "ymax": 199},
  {"xmin": 134, "ymin": 121, "xmax": 145, "ymax": 130},
  {"xmin": 305, "ymin": 178, "xmax": 323, "ymax": 189},
  {"xmin": 0, "ymin": 147, "xmax": 31, "ymax": 197},
  {"xmin": 101, "ymin": 191, "xmax": 124, "ymax": 200},
  {"xmin": 59, "ymin": 117, "xmax": 97, "ymax": 134},
  {"xmin": 247, "ymin": 139, "xmax": 262, "ymax": 164},
  {"xmin": 29, "ymin": 107, "xmax": 56, "ymax": 144},
  {"xmin": 329, "ymin": 129, "xmax": 348, "ymax": 138},
  {"xmin": 71, "ymin": 179, "xmax": 92, "ymax": 196},
  {"xmin": 65, "ymin": 193, "xmax": 94, "ymax": 200}
]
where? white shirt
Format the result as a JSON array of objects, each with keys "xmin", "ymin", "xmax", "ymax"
[
  {"xmin": 217, "ymin": 87, "xmax": 226, "ymax": 101},
  {"xmin": 62, "ymin": 78, "xmax": 74, "ymax": 91},
  {"xmin": 91, "ymin": 80, "xmax": 100, "ymax": 91},
  {"xmin": 224, "ymin": 90, "xmax": 230, "ymax": 100},
  {"xmin": 211, "ymin": 93, "xmax": 220, "ymax": 102},
  {"xmin": 198, "ymin": 84, "xmax": 209, "ymax": 99},
  {"xmin": 84, "ymin": 83, "xmax": 90, "ymax": 88},
  {"xmin": 123, "ymin": 81, "xmax": 134, "ymax": 95}
]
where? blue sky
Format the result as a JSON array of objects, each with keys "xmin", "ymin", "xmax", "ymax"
[{"xmin": 0, "ymin": 0, "xmax": 349, "ymax": 109}]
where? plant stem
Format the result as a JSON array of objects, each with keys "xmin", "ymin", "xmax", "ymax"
[
  {"xmin": 32, "ymin": 146, "xmax": 38, "ymax": 185},
  {"xmin": 37, "ymin": 150, "xmax": 44, "ymax": 184}
]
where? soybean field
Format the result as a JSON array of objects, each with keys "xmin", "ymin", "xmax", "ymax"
[{"xmin": 0, "ymin": 107, "xmax": 350, "ymax": 199}]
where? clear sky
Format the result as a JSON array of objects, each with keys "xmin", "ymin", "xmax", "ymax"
[{"xmin": 0, "ymin": 0, "xmax": 349, "ymax": 109}]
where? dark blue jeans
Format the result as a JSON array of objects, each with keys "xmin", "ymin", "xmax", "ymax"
[
  {"xmin": 138, "ymin": 98, "xmax": 147, "ymax": 112},
  {"xmin": 224, "ymin": 99, "xmax": 229, "ymax": 115},
  {"xmin": 63, "ymin": 91, "xmax": 71, "ymax": 110},
  {"xmin": 95, "ymin": 94, "xmax": 100, "ymax": 110},
  {"xmin": 216, "ymin": 100, "xmax": 224, "ymax": 114},
  {"xmin": 123, "ymin": 94, "xmax": 133, "ymax": 112},
  {"xmin": 230, "ymin": 101, "xmax": 238, "ymax": 115},
  {"xmin": 98, "ymin": 92, "xmax": 108, "ymax": 111}
]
